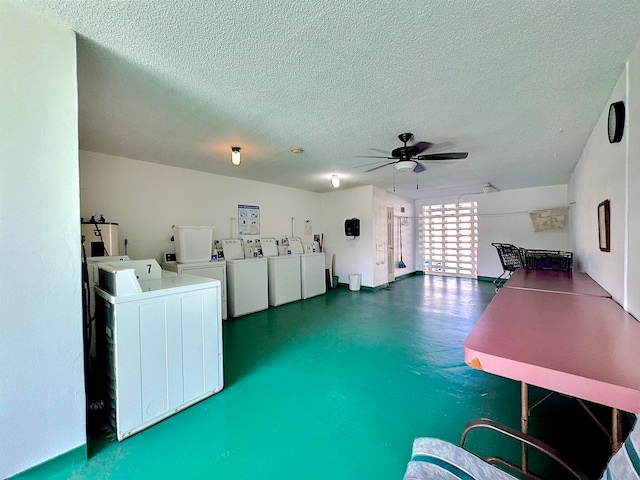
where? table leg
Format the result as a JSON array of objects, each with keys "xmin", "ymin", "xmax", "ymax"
[
  {"xmin": 613, "ymin": 408, "xmax": 622, "ymax": 452},
  {"xmin": 521, "ymin": 383, "xmax": 622, "ymax": 461},
  {"xmin": 521, "ymin": 381, "xmax": 529, "ymax": 474}
]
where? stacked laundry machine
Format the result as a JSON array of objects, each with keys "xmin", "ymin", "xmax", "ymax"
[
  {"xmin": 288, "ymin": 237, "xmax": 326, "ymax": 299},
  {"xmin": 261, "ymin": 238, "xmax": 301, "ymax": 306},
  {"xmin": 220, "ymin": 239, "xmax": 268, "ymax": 317}
]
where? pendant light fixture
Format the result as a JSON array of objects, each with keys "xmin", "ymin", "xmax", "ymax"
[{"xmin": 231, "ymin": 146, "xmax": 241, "ymax": 166}]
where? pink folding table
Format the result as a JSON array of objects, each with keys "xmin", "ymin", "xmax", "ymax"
[
  {"xmin": 464, "ymin": 287, "xmax": 640, "ymax": 470},
  {"xmin": 504, "ymin": 269, "xmax": 611, "ymax": 297}
]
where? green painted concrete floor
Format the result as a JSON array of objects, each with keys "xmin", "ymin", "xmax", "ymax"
[{"xmin": 34, "ymin": 275, "xmax": 620, "ymax": 479}]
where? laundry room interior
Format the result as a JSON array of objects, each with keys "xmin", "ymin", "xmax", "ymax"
[
  {"xmin": 7, "ymin": 1, "xmax": 640, "ymax": 479},
  {"xmin": 80, "ymin": 151, "xmax": 568, "ymax": 290},
  {"xmin": 80, "ymin": 150, "xmax": 415, "ymax": 290}
]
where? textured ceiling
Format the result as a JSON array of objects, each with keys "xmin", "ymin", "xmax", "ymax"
[{"xmin": 15, "ymin": 0, "xmax": 640, "ymax": 199}]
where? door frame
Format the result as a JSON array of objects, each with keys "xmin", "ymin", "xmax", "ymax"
[{"xmin": 387, "ymin": 206, "xmax": 395, "ymax": 283}]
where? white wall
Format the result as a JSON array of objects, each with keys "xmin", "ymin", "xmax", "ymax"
[
  {"xmin": 568, "ymin": 71, "xmax": 626, "ymax": 302},
  {"xmin": 0, "ymin": 4, "xmax": 85, "ymax": 478},
  {"xmin": 475, "ymin": 185, "xmax": 570, "ymax": 278},
  {"xmin": 80, "ymin": 151, "xmax": 323, "ymax": 262},
  {"xmin": 569, "ymin": 34, "xmax": 640, "ymax": 313},
  {"xmin": 320, "ymin": 186, "xmax": 417, "ymax": 288},
  {"xmin": 627, "ymin": 35, "xmax": 640, "ymax": 316},
  {"xmin": 321, "ymin": 185, "xmax": 375, "ymax": 286}
]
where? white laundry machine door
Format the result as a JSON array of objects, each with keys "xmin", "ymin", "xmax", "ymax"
[
  {"xmin": 267, "ymin": 255, "xmax": 302, "ymax": 306},
  {"xmin": 301, "ymin": 253, "xmax": 326, "ymax": 299},
  {"xmin": 226, "ymin": 258, "xmax": 268, "ymax": 317}
]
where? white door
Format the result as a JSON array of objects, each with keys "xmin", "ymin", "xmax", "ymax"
[{"xmin": 387, "ymin": 206, "xmax": 395, "ymax": 283}]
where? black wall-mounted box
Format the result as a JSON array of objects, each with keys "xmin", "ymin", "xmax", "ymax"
[{"xmin": 345, "ymin": 218, "xmax": 360, "ymax": 237}]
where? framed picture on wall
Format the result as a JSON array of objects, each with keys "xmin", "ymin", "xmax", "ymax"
[{"xmin": 598, "ymin": 199, "xmax": 610, "ymax": 252}]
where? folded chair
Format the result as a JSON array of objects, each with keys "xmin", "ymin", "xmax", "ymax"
[{"xmin": 403, "ymin": 418, "xmax": 639, "ymax": 479}]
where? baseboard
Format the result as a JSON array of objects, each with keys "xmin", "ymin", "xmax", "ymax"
[
  {"xmin": 334, "ymin": 271, "xmax": 423, "ymax": 292},
  {"xmin": 394, "ymin": 271, "xmax": 421, "ymax": 281},
  {"xmin": 335, "ymin": 274, "xmax": 497, "ymax": 290},
  {"xmin": 365, "ymin": 284, "xmax": 385, "ymax": 292},
  {"xmin": 336, "ymin": 284, "xmax": 382, "ymax": 292},
  {"xmin": 335, "ymin": 282, "xmax": 370, "ymax": 292},
  {"xmin": 476, "ymin": 276, "xmax": 498, "ymax": 283},
  {"xmin": 9, "ymin": 443, "xmax": 87, "ymax": 479}
]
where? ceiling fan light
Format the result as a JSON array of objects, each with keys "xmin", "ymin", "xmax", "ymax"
[
  {"xmin": 394, "ymin": 160, "xmax": 416, "ymax": 172},
  {"xmin": 330, "ymin": 174, "xmax": 340, "ymax": 188},
  {"xmin": 231, "ymin": 146, "xmax": 241, "ymax": 166}
]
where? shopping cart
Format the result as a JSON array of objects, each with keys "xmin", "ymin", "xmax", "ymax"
[
  {"xmin": 522, "ymin": 249, "xmax": 573, "ymax": 272},
  {"xmin": 491, "ymin": 243, "xmax": 525, "ymax": 289}
]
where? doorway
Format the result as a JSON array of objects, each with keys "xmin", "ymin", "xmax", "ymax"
[{"xmin": 386, "ymin": 206, "xmax": 395, "ymax": 283}]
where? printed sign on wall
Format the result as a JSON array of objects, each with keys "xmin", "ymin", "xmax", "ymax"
[{"xmin": 238, "ymin": 205, "xmax": 260, "ymax": 235}]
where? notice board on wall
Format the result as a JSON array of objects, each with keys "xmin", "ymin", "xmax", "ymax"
[
  {"xmin": 529, "ymin": 207, "xmax": 567, "ymax": 232},
  {"xmin": 238, "ymin": 205, "xmax": 260, "ymax": 235}
]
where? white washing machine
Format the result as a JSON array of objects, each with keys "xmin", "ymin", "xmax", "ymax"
[
  {"xmin": 261, "ymin": 238, "xmax": 301, "ymax": 307},
  {"xmin": 94, "ymin": 259, "xmax": 223, "ymax": 440},
  {"xmin": 221, "ymin": 239, "xmax": 268, "ymax": 318},
  {"xmin": 289, "ymin": 237, "xmax": 326, "ymax": 299},
  {"xmin": 83, "ymin": 255, "xmax": 131, "ymax": 368},
  {"xmin": 84, "ymin": 255, "xmax": 130, "ymax": 320},
  {"xmin": 162, "ymin": 259, "xmax": 228, "ymax": 320}
]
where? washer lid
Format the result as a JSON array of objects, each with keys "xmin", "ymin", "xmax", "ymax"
[
  {"xmin": 221, "ymin": 239, "xmax": 245, "ymax": 260},
  {"xmin": 288, "ymin": 237, "xmax": 304, "ymax": 254},
  {"xmin": 261, "ymin": 238, "xmax": 279, "ymax": 257}
]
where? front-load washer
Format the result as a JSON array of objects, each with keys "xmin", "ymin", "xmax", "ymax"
[
  {"xmin": 261, "ymin": 238, "xmax": 301, "ymax": 307},
  {"xmin": 288, "ymin": 237, "xmax": 326, "ymax": 299},
  {"xmin": 162, "ymin": 259, "xmax": 228, "ymax": 320},
  {"xmin": 221, "ymin": 239, "xmax": 268, "ymax": 317}
]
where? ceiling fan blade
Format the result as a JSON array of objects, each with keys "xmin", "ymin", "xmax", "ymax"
[
  {"xmin": 354, "ymin": 155, "xmax": 393, "ymax": 159},
  {"xmin": 364, "ymin": 162, "xmax": 394, "ymax": 173},
  {"xmin": 430, "ymin": 141, "xmax": 455, "ymax": 151},
  {"xmin": 392, "ymin": 142, "xmax": 433, "ymax": 159},
  {"xmin": 413, "ymin": 162, "xmax": 426, "ymax": 173},
  {"xmin": 354, "ymin": 159, "xmax": 394, "ymax": 168},
  {"xmin": 418, "ymin": 159, "xmax": 459, "ymax": 165},
  {"xmin": 415, "ymin": 152, "xmax": 469, "ymax": 161},
  {"xmin": 368, "ymin": 148, "xmax": 390, "ymax": 155},
  {"xmin": 407, "ymin": 141, "xmax": 433, "ymax": 156}
]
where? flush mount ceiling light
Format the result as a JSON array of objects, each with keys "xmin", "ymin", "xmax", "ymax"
[
  {"xmin": 394, "ymin": 160, "xmax": 417, "ymax": 172},
  {"xmin": 231, "ymin": 146, "xmax": 241, "ymax": 166},
  {"xmin": 290, "ymin": 146, "xmax": 304, "ymax": 154},
  {"xmin": 330, "ymin": 174, "xmax": 340, "ymax": 188}
]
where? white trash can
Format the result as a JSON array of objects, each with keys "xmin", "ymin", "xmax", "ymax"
[{"xmin": 348, "ymin": 273, "xmax": 362, "ymax": 291}]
